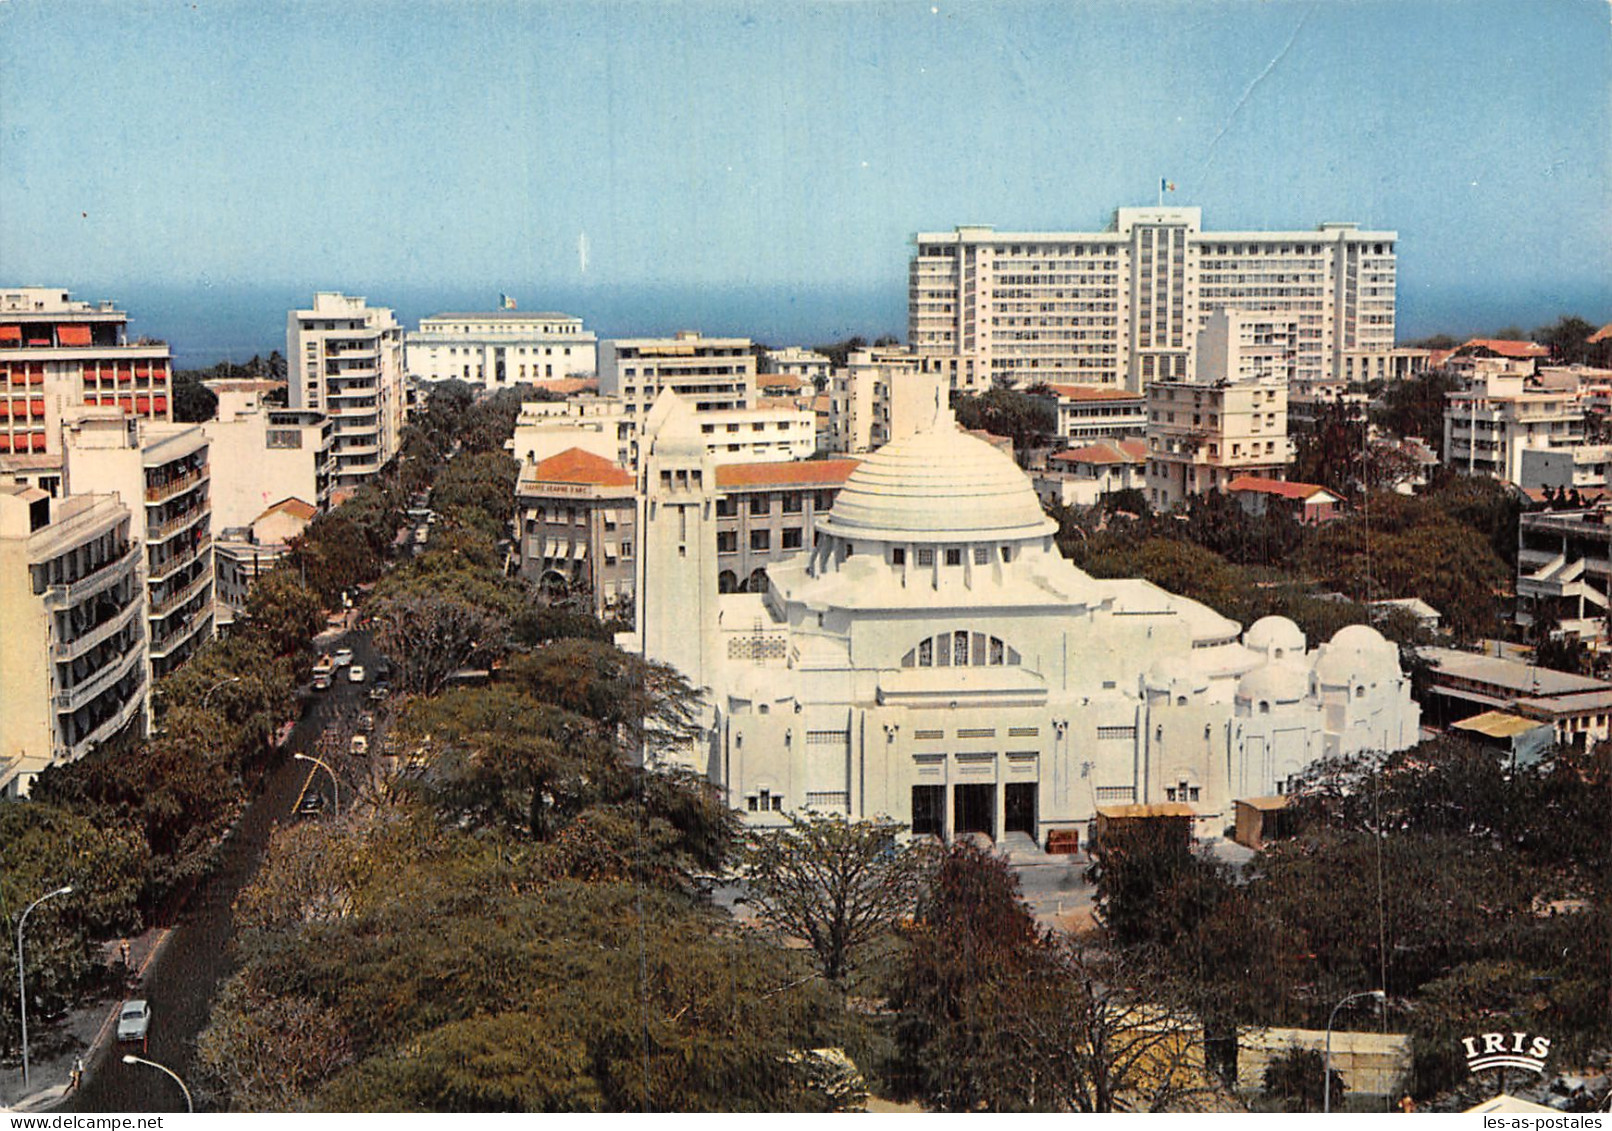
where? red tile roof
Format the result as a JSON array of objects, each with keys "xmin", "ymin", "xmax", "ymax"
[
  {"xmin": 715, "ymin": 459, "xmax": 860, "ymax": 489},
  {"xmin": 1040, "ymin": 384, "xmax": 1143, "ymax": 401},
  {"xmin": 1053, "ymin": 441, "xmax": 1145, "ymax": 466},
  {"xmin": 1589, "ymin": 323, "xmax": 1612, "ymax": 344},
  {"xmin": 260, "ymin": 497, "xmax": 318, "ymax": 521},
  {"xmin": 531, "ymin": 447, "xmax": 634, "ymax": 487},
  {"xmin": 1227, "ymin": 476, "xmax": 1335, "ymax": 502},
  {"xmin": 531, "ymin": 377, "xmax": 599, "ymax": 396},
  {"xmin": 1460, "ymin": 338, "xmax": 1549, "ymax": 359}
]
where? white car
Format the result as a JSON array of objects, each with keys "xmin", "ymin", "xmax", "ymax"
[
  {"xmin": 348, "ymin": 665, "xmax": 366, "ymax": 684},
  {"xmin": 117, "ymin": 1000, "xmax": 151, "ymax": 1042},
  {"xmin": 333, "ymin": 648, "xmax": 354, "ymax": 667},
  {"xmin": 349, "ymin": 733, "xmax": 370, "ymax": 756}
]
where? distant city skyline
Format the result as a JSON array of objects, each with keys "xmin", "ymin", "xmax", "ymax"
[{"xmin": 3, "ymin": 0, "xmax": 1609, "ymax": 366}]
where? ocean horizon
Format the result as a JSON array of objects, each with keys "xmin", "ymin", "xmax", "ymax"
[{"xmin": 62, "ymin": 278, "xmax": 1612, "ymax": 371}]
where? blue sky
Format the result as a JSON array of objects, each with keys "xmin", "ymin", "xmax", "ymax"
[{"xmin": 2, "ymin": 0, "xmax": 1608, "ymax": 356}]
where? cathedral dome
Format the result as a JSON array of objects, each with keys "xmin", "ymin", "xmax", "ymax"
[
  {"xmin": 1244, "ymin": 615, "xmax": 1307, "ymax": 660},
  {"xmin": 817, "ymin": 415, "xmax": 1057, "ymax": 543},
  {"xmin": 1237, "ymin": 662, "xmax": 1311, "ymax": 704}
]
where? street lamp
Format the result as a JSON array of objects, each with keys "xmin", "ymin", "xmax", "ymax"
[
  {"xmin": 15, "ymin": 884, "xmax": 73, "ymax": 1089},
  {"xmin": 1325, "ymin": 989, "xmax": 1386, "ymax": 1113},
  {"xmin": 200, "ymin": 676, "xmax": 242, "ymax": 708},
  {"xmin": 294, "ymin": 752, "xmax": 339, "ymax": 815},
  {"xmin": 122, "ymin": 1054, "xmax": 193, "ymax": 1112}
]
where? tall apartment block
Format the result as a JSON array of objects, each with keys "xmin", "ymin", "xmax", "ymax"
[
  {"xmin": 598, "ymin": 331, "xmax": 757, "ymax": 417},
  {"xmin": 287, "ymin": 293, "xmax": 406, "ymax": 493},
  {"xmin": 826, "ymin": 346, "xmax": 949, "ymax": 455},
  {"xmin": 406, "ymin": 310, "xmax": 597, "ymax": 386},
  {"xmin": 0, "ymin": 487, "xmax": 146, "ymax": 797},
  {"xmin": 0, "ymin": 287, "xmax": 173, "ymax": 463},
  {"xmin": 62, "ymin": 414, "xmax": 214, "ymax": 681},
  {"xmin": 201, "ymin": 381, "xmax": 334, "ymax": 530},
  {"xmin": 1145, "ymin": 311, "xmax": 1295, "ymax": 510},
  {"xmin": 910, "ymin": 207, "xmax": 1397, "ymax": 391}
]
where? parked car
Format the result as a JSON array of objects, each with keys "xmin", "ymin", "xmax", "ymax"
[
  {"xmin": 297, "ymin": 791, "xmax": 326, "ymax": 816},
  {"xmin": 357, "ymin": 712, "xmax": 374, "ymax": 733},
  {"xmin": 369, "ymin": 682, "xmax": 390, "ymax": 702},
  {"xmin": 117, "ymin": 1000, "xmax": 151, "ymax": 1043},
  {"xmin": 349, "ymin": 734, "xmax": 369, "ymax": 756},
  {"xmin": 333, "ymin": 648, "xmax": 354, "ymax": 667},
  {"xmin": 311, "ymin": 654, "xmax": 334, "ymax": 689},
  {"xmin": 348, "ymin": 665, "xmax": 366, "ymax": 684}
]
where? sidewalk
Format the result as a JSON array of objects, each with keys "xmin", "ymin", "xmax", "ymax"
[{"xmin": 0, "ymin": 927, "xmax": 171, "ymax": 1113}]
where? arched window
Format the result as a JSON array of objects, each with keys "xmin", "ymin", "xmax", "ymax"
[
  {"xmin": 901, "ymin": 630, "xmax": 1021, "ymax": 668},
  {"xmin": 718, "ymin": 570, "xmax": 739, "ymax": 593}
]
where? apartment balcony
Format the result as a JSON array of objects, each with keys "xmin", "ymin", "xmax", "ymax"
[
  {"xmin": 53, "ymin": 596, "xmax": 143, "ymax": 661},
  {"xmin": 327, "ymin": 376, "xmax": 379, "ymax": 393},
  {"xmin": 144, "ymin": 464, "xmax": 209, "ymax": 504},
  {"xmin": 148, "ymin": 533, "xmax": 211, "ymax": 584},
  {"xmin": 147, "ymin": 500, "xmax": 209, "ymax": 544},
  {"xmin": 54, "ymin": 642, "xmax": 143, "ymax": 714},
  {"xmin": 43, "ymin": 543, "xmax": 142, "ymax": 610},
  {"xmin": 64, "ymin": 677, "xmax": 147, "ymax": 761},
  {"xmin": 149, "ymin": 567, "xmax": 211, "ymax": 620},
  {"xmin": 149, "ymin": 606, "xmax": 213, "ymax": 660}
]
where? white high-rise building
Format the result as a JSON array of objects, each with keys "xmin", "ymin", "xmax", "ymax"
[
  {"xmin": 287, "ymin": 293, "xmax": 406, "ymax": 494},
  {"xmin": 0, "ymin": 487, "xmax": 146, "ymax": 798},
  {"xmin": 406, "ymin": 310, "xmax": 597, "ymax": 386},
  {"xmin": 599, "ymin": 331, "xmax": 756, "ymax": 419},
  {"xmin": 911, "ymin": 207, "xmax": 1398, "ymax": 392}
]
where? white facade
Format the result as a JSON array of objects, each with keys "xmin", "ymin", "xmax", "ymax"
[
  {"xmin": 762, "ymin": 347, "xmax": 832, "ymax": 386},
  {"xmin": 286, "ymin": 293, "xmax": 406, "ymax": 493},
  {"xmin": 826, "ymin": 347, "xmax": 949, "ymax": 456},
  {"xmin": 0, "ymin": 488, "xmax": 146, "ymax": 798},
  {"xmin": 1146, "ymin": 312, "xmax": 1295, "ymax": 510},
  {"xmin": 911, "ymin": 209, "xmax": 1398, "ymax": 391},
  {"xmin": 1444, "ymin": 373, "xmax": 1585, "ymax": 484},
  {"xmin": 406, "ymin": 310, "xmax": 597, "ymax": 387},
  {"xmin": 201, "ymin": 382, "xmax": 334, "ymax": 530},
  {"xmin": 598, "ymin": 331, "xmax": 756, "ymax": 419},
  {"xmin": 634, "ymin": 400, "xmax": 1421, "ymax": 841},
  {"xmin": 1031, "ymin": 384, "xmax": 1148, "ymax": 447},
  {"xmin": 511, "ymin": 392, "xmax": 814, "ymax": 470},
  {"xmin": 61, "ymin": 414, "xmax": 214, "ymax": 682}
]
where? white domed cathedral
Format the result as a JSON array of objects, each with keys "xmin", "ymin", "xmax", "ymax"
[{"xmin": 631, "ymin": 391, "xmax": 1420, "ymax": 844}]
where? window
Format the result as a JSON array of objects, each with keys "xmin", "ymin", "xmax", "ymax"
[
  {"xmin": 891, "ymin": 547, "xmax": 906, "ymax": 565},
  {"xmin": 945, "ymin": 548, "xmax": 962, "ymax": 566},
  {"xmin": 781, "ymin": 492, "xmax": 802, "ymax": 514},
  {"xmin": 750, "ymin": 529, "xmax": 770, "ymax": 551},
  {"xmin": 750, "ymin": 495, "xmax": 770, "ymax": 516},
  {"xmin": 781, "ymin": 528, "xmax": 802, "ymax": 549},
  {"xmin": 716, "ymin": 497, "xmax": 738, "ymax": 517},
  {"xmin": 717, "ymin": 531, "xmax": 738, "ymax": 553},
  {"xmin": 974, "ymin": 546, "xmax": 990, "ymax": 565}
]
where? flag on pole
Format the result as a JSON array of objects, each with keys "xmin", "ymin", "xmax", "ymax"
[
  {"xmin": 500, "ymin": 294, "xmax": 517, "ymax": 310},
  {"xmin": 1160, "ymin": 178, "xmax": 1176, "ymax": 194}
]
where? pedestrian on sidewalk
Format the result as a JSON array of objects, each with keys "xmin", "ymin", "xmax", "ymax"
[{"xmin": 71, "ymin": 1056, "xmax": 84, "ymax": 1091}]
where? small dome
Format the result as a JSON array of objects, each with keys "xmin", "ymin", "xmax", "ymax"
[
  {"xmin": 1312, "ymin": 642, "xmax": 1399, "ymax": 688},
  {"xmin": 818, "ymin": 413, "xmax": 1056, "ymax": 543},
  {"xmin": 1238, "ymin": 663, "xmax": 1311, "ymax": 704},
  {"xmin": 1145, "ymin": 656, "xmax": 1208, "ymax": 695},
  {"xmin": 1245, "ymin": 615, "xmax": 1306, "ymax": 657},
  {"xmin": 1330, "ymin": 623, "xmax": 1396, "ymax": 657}
]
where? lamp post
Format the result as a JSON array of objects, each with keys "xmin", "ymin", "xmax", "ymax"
[
  {"xmin": 200, "ymin": 675, "xmax": 242, "ymax": 707},
  {"xmin": 294, "ymin": 752, "xmax": 339, "ymax": 815},
  {"xmin": 15, "ymin": 884, "xmax": 73, "ymax": 1089},
  {"xmin": 1325, "ymin": 989, "xmax": 1386, "ymax": 1113},
  {"xmin": 122, "ymin": 1054, "xmax": 192, "ymax": 1112}
]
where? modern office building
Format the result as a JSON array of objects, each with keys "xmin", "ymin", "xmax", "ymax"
[
  {"xmin": 406, "ymin": 310, "xmax": 597, "ymax": 386},
  {"xmin": 0, "ymin": 486, "xmax": 146, "ymax": 797},
  {"xmin": 910, "ymin": 207, "xmax": 1398, "ymax": 391},
  {"xmin": 598, "ymin": 331, "xmax": 756, "ymax": 417},
  {"xmin": 0, "ymin": 286, "xmax": 173, "ymax": 458},
  {"xmin": 286, "ymin": 293, "xmax": 406, "ymax": 493},
  {"xmin": 62, "ymin": 414, "xmax": 214, "ymax": 680},
  {"xmin": 630, "ymin": 396, "xmax": 1421, "ymax": 841}
]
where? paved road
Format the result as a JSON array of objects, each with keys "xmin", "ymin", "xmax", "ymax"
[{"xmin": 67, "ymin": 629, "xmax": 386, "ymax": 1113}]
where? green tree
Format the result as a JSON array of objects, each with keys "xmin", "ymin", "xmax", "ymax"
[
  {"xmin": 742, "ymin": 815, "xmax": 928, "ymax": 982},
  {"xmin": 951, "ymin": 388, "xmax": 1056, "ymax": 460},
  {"xmin": 1262, "ymin": 1047, "xmax": 1342, "ymax": 1112},
  {"xmin": 242, "ymin": 570, "xmax": 326, "ymax": 663}
]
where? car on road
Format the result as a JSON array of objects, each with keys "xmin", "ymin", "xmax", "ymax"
[
  {"xmin": 349, "ymin": 664, "xmax": 366, "ymax": 684},
  {"xmin": 116, "ymin": 1000, "xmax": 151, "ymax": 1043},
  {"xmin": 369, "ymin": 682, "xmax": 390, "ymax": 702},
  {"xmin": 375, "ymin": 661, "xmax": 391, "ymax": 681},
  {"xmin": 357, "ymin": 712, "xmax": 374, "ymax": 733},
  {"xmin": 297, "ymin": 791, "xmax": 326, "ymax": 816},
  {"xmin": 349, "ymin": 734, "xmax": 369, "ymax": 756},
  {"xmin": 333, "ymin": 648, "xmax": 354, "ymax": 667}
]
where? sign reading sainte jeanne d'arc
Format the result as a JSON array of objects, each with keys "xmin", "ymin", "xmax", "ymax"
[{"xmin": 1462, "ymin": 1032, "xmax": 1552, "ymax": 1075}]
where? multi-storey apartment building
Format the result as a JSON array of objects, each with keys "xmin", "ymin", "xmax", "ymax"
[
  {"xmin": 201, "ymin": 382, "xmax": 334, "ymax": 530},
  {"xmin": 712, "ymin": 459, "xmax": 860, "ymax": 594},
  {"xmin": 598, "ymin": 331, "xmax": 756, "ymax": 417},
  {"xmin": 910, "ymin": 207, "xmax": 1397, "ymax": 391},
  {"xmin": 1443, "ymin": 373, "xmax": 1584, "ymax": 484},
  {"xmin": 761, "ymin": 347, "xmax": 832, "ymax": 387},
  {"xmin": 0, "ymin": 486, "xmax": 146, "ymax": 797},
  {"xmin": 214, "ymin": 498, "xmax": 317, "ymax": 627},
  {"xmin": 1030, "ymin": 384, "xmax": 1148, "ymax": 447},
  {"xmin": 1517, "ymin": 504, "xmax": 1612, "ymax": 645},
  {"xmin": 287, "ymin": 293, "xmax": 406, "ymax": 493},
  {"xmin": 406, "ymin": 310, "xmax": 597, "ymax": 386},
  {"xmin": 0, "ymin": 287, "xmax": 173, "ymax": 458},
  {"xmin": 62, "ymin": 414, "xmax": 214, "ymax": 680},
  {"xmin": 1145, "ymin": 312, "xmax": 1294, "ymax": 510},
  {"xmin": 826, "ymin": 347, "xmax": 950, "ymax": 455}
]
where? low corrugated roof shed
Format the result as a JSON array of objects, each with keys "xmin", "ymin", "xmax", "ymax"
[
  {"xmin": 1227, "ymin": 476, "xmax": 1336, "ymax": 502},
  {"xmin": 1453, "ymin": 710, "xmax": 1551, "ymax": 739},
  {"xmin": 1237, "ymin": 795, "xmax": 1291, "ymax": 812}
]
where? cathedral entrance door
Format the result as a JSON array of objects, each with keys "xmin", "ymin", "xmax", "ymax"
[
  {"xmin": 953, "ymin": 784, "xmax": 995, "ymax": 840},
  {"xmin": 1004, "ymin": 782, "xmax": 1037, "ymax": 839}
]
